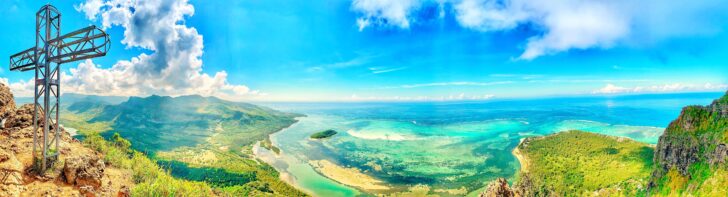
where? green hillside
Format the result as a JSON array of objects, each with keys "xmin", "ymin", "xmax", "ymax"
[
  {"xmin": 85, "ymin": 95, "xmax": 300, "ymax": 153},
  {"xmin": 515, "ymin": 130, "xmax": 654, "ymax": 196},
  {"xmin": 60, "ymin": 94, "xmax": 308, "ymax": 196}
]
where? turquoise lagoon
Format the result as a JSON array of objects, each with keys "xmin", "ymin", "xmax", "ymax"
[{"xmin": 254, "ymin": 92, "xmax": 723, "ymax": 196}]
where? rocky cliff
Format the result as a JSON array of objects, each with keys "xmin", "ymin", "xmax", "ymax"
[
  {"xmin": 648, "ymin": 91, "xmax": 728, "ymax": 195},
  {"xmin": 0, "ymin": 83, "xmax": 132, "ymax": 196}
]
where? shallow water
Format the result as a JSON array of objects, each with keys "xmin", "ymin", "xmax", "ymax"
[{"xmin": 255, "ymin": 92, "xmax": 722, "ymax": 196}]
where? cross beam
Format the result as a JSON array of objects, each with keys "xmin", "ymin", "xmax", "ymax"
[{"xmin": 7, "ymin": 4, "xmax": 110, "ymax": 173}]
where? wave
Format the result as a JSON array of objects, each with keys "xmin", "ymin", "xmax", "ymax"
[{"xmin": 346, "ymin": 129, "xmax": 421, "ymax": 141}]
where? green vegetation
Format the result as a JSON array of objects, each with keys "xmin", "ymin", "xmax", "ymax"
[
  {"xmin": 649, "ymin": 92, "xmax": 728, "ymax": 196},
  {"xmin": 61, "ymin": 95, "xmax": 309, "ymax": 196},
  {"xmin": 310, "ymin": 129, "xmax": 337, "ymax": 139},
  {"xmin": 517, "ymin": 130, "xmax": 654, "ymax": 196},
  {"xmin": 83, "ymin": 133, "xmax": 216, "ymax": 196},
  {"xmin": 260, "ymin": 137, "xmax": 281, "ymax": 154},
  {"xmin": 156, "ymin": 160, "xmax": 255, "ymax": 187},
  {"xmin": 156, "ymin": 144, "xmax": 306, "ymax": 196},
  {"xmin": 501, "ymin": 92, "xmax": 728, "ymax": 197},
  {"xmin": 87, "ymin": 95, "xmax": 301, "ymax": 153}
]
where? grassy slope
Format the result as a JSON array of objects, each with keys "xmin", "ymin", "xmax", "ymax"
[
  {"xmin": 60, "ymin": 96, "xmax": 308, "ymax": 196},
  {"xmin": 517, "ymin": 130, "xmax": 654, "ymax": 196},
  {"xmin": 84, "ymin": 133, "xmax": 217, "ymax": 196}
]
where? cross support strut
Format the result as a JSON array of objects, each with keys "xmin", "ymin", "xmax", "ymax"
[{"xmin": 7, "ymin": 4, "xmax": 110, "ymax": 173}]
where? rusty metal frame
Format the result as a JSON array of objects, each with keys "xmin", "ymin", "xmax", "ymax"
[{"xmin": 7, "ymin": 4, "xmax": 110, "ymax": 173}]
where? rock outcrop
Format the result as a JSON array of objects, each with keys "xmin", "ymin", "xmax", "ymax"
[
  {"xmin": 479, "ymin": 178, "xmax": 514, "ymax": 197},
  {"xmin": 479, "ymin": 174, "xmax": 538, "ymax": 197},
  {"xmin": 0, "ymin": 82, "xmax": 132, "ymax": 197},
  {"xmin": 63, "ymin": 155, "xmax": 106, "ymax": 192},
  {"xmin": 0, "ymin": 83, "xmax": 14, "ymax": 128},
  {"xmin": 4, "ymin": 104, "xmax": 40, "ymax": 129},
  {"xmin": 648, "ymin": 91, "xmax": 728, "ymax": 193}
]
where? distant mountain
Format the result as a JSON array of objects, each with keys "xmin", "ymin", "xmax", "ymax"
[
  {"xmin": 63, "ymin": 93, "xmax": 129, "ymax": 106},
  {"xmin": 67, "ymin": 94, "xmax": 301, "ymax": 153},
  {"xmin": 14, "ymin": 93, "xmax": 128, "ymax": 107},
  {"xmin": 60, "ymin": 94, "xmax": 308, "ymax": 196}
]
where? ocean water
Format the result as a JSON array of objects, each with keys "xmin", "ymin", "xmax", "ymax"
[{"xmin": 254, "ymin": 92, "xmax": 723, "ymax": 197}]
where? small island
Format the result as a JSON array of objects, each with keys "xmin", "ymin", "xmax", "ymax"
[{"xmin": 310, "ymin": 129, "xmax": 338, "ymax": 139}]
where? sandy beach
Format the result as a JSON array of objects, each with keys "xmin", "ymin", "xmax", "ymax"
[
  {"xmin": 309, "ymin": 159, "xmax": 390, "ymax": 191},
  {"xmin": 513, "ymin": 138, "xmax": 529, "ymax": 173}
]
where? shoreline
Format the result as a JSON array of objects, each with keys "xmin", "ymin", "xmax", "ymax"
[
  {"xmin": 252, "ymin": 118, "xmax": 317, "ymax": 195},
  {"xmin": 308, "ymin": 160, "xmax": 391, "ymax": 191},
  {"xmin": 252, "ymin": 117, "xmax": 365, "ymax": 197},
  {"xmin": 512, "ymin": 138, "xmax": 529, "ymax": 173}
]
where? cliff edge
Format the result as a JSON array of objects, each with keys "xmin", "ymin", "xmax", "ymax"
[
  {"xmin": 0, "ymin": 83, "xmax": 133, "ymax": 197},
  {"xmin": 648, "ymin": 91, "xmax": 728, "ymax": 195}
]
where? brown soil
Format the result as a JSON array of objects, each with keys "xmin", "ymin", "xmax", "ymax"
[{"xmin": 0, "ymin": 83, "xmax": 133, "ymax": 197}]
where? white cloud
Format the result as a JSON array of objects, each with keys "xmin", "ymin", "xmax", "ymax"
[
  {"xmin": 454, "ymin": 0, "xmax": 632, "ymax": 60},
  {"xmin": 352, "ymin": 0, "xmax": 421, "ymax": 30},
  {"xmin": 0, "ymin": 78, "xmax": 34, "ymax": 97},
  {"xmin": 593, "ymin": 83, "xmax": 728, "ymax": 94},
  {"xmin": 369, "ymin": 66, "xmax": 407, "ymax": 74},
  {"xmin": 515, "ymin": 1, "xmax": 629, "ymax": 60},
  {"xmin": 58, "ymin": 0, "xmax": 262, "ymax": 101},
  {"xmin": 454, "ymin": 0, "xmax": 528, "ymax": 31},
  {"xmin": 74, "ymin": 0, "xmax": 104, "ymax": 20},
  {"xmin": 593, "ymin": 84, "xmax": 631, "ymax": 94},
  {"xmin": 354, "ymin": 0, "xmax": 728, "ymax": 59}
]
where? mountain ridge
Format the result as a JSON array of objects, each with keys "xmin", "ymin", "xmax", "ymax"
[{"xmin": 58, "ymin": 91, "xmax": 309, "ymax": 196}]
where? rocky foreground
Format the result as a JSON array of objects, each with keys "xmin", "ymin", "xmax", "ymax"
[{"xmin": 0, "ymin": 83, "xmax": 132, "ymax": 196}]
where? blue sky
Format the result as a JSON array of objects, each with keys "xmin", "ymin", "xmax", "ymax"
[{"xmin": 0, "ymin": 0, "xmax": 727, "ymax": 101}]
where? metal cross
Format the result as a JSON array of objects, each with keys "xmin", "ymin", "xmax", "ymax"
[{"xmin": 8, "ymin": 4, "xmax": 110, "ymax": 173}]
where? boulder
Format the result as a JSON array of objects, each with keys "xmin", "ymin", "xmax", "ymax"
[
  {"xmin": 4, "ymin": 104, "xmax": 37, "ymax": 129},
  {"xmin": 709, "ymin": 144, "xmax": 728, "ymax": 165},
  {"xmin": 62, "ymin": 154, "xmax": 106, "ymax": 193},
  {"xmin": 480, "ymin": 178, "xmax": 514, "ymax": 197},
  {"xmin": 0, "ymin": 83, "xmax": 15, "ymax": 128}
]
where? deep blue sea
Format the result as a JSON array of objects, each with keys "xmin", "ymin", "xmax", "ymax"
[{"xmin": 254, "ymin": 92, "xmax": 723, "ymax": 196}]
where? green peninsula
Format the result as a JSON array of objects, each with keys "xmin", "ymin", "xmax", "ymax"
[
  {"xmin": 481, "ymin": 91, "xmax": 728, "ymax": 196},
  {"xmin": 513, "ymin": 130, "xmax": 654, "ymax": 196}
]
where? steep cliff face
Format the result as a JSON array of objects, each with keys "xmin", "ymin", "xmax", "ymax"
[{"xmin": 649, "ymin": 91, "xmax": 728, "ymax": 195}]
